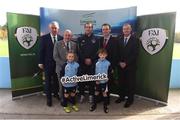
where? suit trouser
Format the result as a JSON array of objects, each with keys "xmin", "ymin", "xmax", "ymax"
[
  {"xmin": 78, "ymin": 64, "xmax": 95, "ymax": 96},
  {"xmin": 118, "ymin": 67, "xmax": 136, "ymax": 102},
  {"xmin": 45, "ymin": 72, "xmax": 59, "ymax": 102},
  {"xmin": 57, "ymin": 73, "xmax": 63, "ymax": 100},
  {"xmin": 78, "ymin": 81, "xmax": 95, "ymax": 96}
]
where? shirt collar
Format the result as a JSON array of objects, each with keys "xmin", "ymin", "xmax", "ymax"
[
  {"xmin": 98, "ymin": 58, "xmax": 106, "ymax": 62},
  {"xmin": 50, "ymin": 33, "xmax": 57, "ymax": 40},
  {"xmin": 104, "ymin": 35, "xmax": 111, "ymax": 40},
  {"xmin": 124, "ymin": 35, "xmax": 131, "ymax": 40},
  {"xmin": 67, "ymin": 61, "xmax": 74, "ymax": 64}
]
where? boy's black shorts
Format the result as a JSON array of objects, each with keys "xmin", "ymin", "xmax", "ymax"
[
  {"xmin": 63, "ymin": 86, "xmax": 77, "ymax": 94},
  {"xmin": 95, "ymin": 83, "xmax": 108, "ymax": 92}
]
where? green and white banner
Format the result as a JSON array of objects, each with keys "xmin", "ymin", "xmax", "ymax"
[
  {"xmin": 7, "ymin": 13, "xmax": 43, "ymax": 98},
  {"xmin": 136, "ymin": 12, "xmax": 176, "ymax": 103}
]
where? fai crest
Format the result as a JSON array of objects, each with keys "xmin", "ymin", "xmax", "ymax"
[
  {"xmin": 140, "ymin": 28, "xmax": 168, "ymax": 55},
  {"xmin": 15, "ymin": 27, "xmax": 38, "ymax": 49}
]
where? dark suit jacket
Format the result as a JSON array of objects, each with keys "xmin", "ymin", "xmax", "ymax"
[
  {"xmin": 99, "ymin": 35, "xmax": 117, "ymax": 68},
  {"xmin": 117, "ymin": 35, "xmax": 139, "ymax": 70},
  {"xmin": 39, "ymin": 33, "xmax": 63, "ymax": 75}
]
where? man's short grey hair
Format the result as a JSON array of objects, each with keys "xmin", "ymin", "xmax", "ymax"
[
  {"xmin": 49, "ymin": 21, "xmax": 59, "ymax": 29},
  {"xmin": 64, "ymin": 29, "xmax": 72, "ymax": 35}
]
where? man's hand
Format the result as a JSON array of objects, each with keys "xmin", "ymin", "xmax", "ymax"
[
  {"xmin": 84, "ymin": 58, "xmax": 92, "ymax": 65},
  {"xmin": 119, "ymin": 62, "xmax": 126, "ymax": 69},
  {"xmin": 111, "ymin": 69, "xmax": 114, "ymax": 73},
  {"xmin": 38, "ymin": 64, "xmax": 44, "ymax": 70}
]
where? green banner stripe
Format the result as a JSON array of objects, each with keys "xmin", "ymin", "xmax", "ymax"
[
  {"xmin": 12, "ymin": 86, "xmax": 43, "ymax": 97},
  {"xmin": 12, "ymin": 85, "xmax": 43, "ymax": 91},
  {"xmin": 11, "ymin": 76, "xmax": 43, "ymax": 89}
]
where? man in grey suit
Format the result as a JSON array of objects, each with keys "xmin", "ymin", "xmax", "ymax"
[{"xmin": 53, "ymin": 29, "xmax": 78, "ymax": 105}]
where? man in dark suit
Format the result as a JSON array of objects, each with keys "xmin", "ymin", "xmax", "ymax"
[
  {"xmin": 38, "ymin": 21, "xmax": 63, "ymax": 107},
  {"xmin": 100, "ymin": 23, "xmax": 117, "ymax": 70},
  {"xmin": 115, "ymin": 23, "xmax": 139, "ymax": 108},
  {"xmin": 98, "ymin": 23, "xmax": 117, "ymax": 104}
]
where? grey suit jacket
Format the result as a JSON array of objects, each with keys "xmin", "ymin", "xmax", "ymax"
[{"xmin": 53, "ymin": 40, "xmax": 78, "ymax": 74}]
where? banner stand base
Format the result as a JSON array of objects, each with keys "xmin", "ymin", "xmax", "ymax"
[
  {"xmin": 12, "ymin": 91, "xmax": 43, "ymax": 100},
  {"xmin": 135, "ymin": 94, "xmax": 167, "ymax": 106},
  {"xmin": 110, "ymin": 93, "xmax": 167, "ymax": 106}
]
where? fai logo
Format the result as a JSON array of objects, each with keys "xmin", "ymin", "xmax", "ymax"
[
  {"xmin": 15, "ymin": 27, "xmax": 38, "ymax": 49},
  {"xmin": 80, "ymin": 12, "xmax": 96, "ymax": 25},
  {"xmin": 140, "ymin": 28, "xmax": 168, "ymax": 55}
]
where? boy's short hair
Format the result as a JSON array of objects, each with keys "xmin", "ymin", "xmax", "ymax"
[
  {"xmin": 66, "ymin": 51, "xmax": 77, "ymax": 60},
  {"xmin": 97, "ymin": 48, "xmax": 108, "ymax": 55},
  {"xmin": 66, "ymin": 51, "xmax": 75, "ymax": 56}
]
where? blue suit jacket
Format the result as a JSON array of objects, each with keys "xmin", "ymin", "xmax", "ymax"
[{"xmin": 39, "ymin": 33, "xmax": 63, "ymax": 75}]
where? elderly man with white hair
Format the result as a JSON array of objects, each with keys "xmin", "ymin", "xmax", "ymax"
[
  {"xmin": 39, "ymin": 21, "xmax": 63, "ymax": 107},
  {"xmin": 53, "ymin": 29, "xmax": 78, "ymax": 107}
]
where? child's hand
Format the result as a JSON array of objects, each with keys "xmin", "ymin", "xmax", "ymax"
[{"xmin": 96, "ymin": 81, "xmax": 100, "ymax": 84}]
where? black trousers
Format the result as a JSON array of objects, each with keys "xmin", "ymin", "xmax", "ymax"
[
  {"xmin": 78, "ymin": 81, "xmax": 95, "ymax": 96},
  {"xmin": 78, "ymin": 64, "xmax": 95, "ymax": 96},
  {"xmin": 45, "ymin": 72, "xmax": 59, "ymax": 102},
  {"xmin": 117, "ymin": 67, "xmax": 136, "ymax": 102}
]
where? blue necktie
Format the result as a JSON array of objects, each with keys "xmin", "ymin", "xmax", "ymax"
[{"xmin": 124, "ymin": 38, "xmax": 128, "ymax": 46}]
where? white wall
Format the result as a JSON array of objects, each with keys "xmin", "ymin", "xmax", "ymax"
[{"xmin": 1, "ymin": 0, "xmax": 179, "ymax": 31}]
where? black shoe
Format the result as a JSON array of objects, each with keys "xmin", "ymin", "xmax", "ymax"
[
  {"xmin": 115, "ymin": 98, "xmax": 125, "ymax": 103},
  {"xmin": 124, "ymin": 101, "xmax": 133, "ymax": 108},
  {"xmin": 47, "ymin": 100, "xmax": 52, "ymax": 107},
  {"xmin": 104, "ymin": 105, "xmax": 109, "ymax": 113},
  {"xmin": 54, "ymin": 94, "xmax": 60, "ymax": 100},
  {"xmin": 89, "ymin": 104, "xmax": 96, "ymax": 112}
]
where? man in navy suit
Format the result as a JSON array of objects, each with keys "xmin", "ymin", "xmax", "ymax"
[
  {"xmin": 38, "ymin": 21, "xmax": 63, "ymax": 107},
  {"xmin": 115, "ymin": 23, "xmax": 139, "ymax": 108}
]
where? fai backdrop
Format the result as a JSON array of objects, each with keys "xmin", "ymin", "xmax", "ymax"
[
  {"xmin": 7, "ymin": 13, "xmax": 43, "ymax": 98},
  {"xmin": 136, "ymin": 12, "xmax": 176, "ymax": 104}
]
